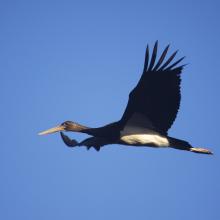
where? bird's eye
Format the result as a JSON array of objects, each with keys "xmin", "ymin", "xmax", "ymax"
[{"xmin": 62, "ymin": 121, "xmax": 72, "ymax": 126}]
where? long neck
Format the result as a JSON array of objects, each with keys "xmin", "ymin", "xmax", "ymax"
[
  {"xmin": 82, "ymin": 122, "xmax": 121, "ymax": 139},
  {"xmin": 68, "ymin": 121, "xmax": 121, "ymax": 139},
  {"xmin": 68, "ymin": 122, "xmax": 90, "ymax": 132},
  {"xmin": 67, "ymin": 122, "xmax": 98, "ymax": 136}
]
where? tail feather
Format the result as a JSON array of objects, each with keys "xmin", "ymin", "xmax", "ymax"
[{"xmin": 190, "ymin": 147, "xmax": 213, "ymax": 155}]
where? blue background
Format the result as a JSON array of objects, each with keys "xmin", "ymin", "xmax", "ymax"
[{"xmin": 1, "ymin": 0, "xmax": 220, "ymax": 219}]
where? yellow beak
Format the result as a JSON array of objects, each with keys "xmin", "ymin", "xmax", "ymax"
[{"xmin": 38, "ymin": 125, "xmax": 65, "ymax": 135}]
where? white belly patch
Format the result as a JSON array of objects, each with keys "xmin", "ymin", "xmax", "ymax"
[
  {"xmin": 120, "ymin": 125, "xmax": 169, "ymax": 147},
  {"xmin": 120, "ymin": 134, "xmax": 169, "ymax": 147}
]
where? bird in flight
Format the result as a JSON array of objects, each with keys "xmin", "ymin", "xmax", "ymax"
[{"xmin": 39, "ymin": 41, "xmax": 212, "ymax": 154}]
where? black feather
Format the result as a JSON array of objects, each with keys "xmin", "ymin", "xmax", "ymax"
[
  {"xmin": 143, "ymin": 45, "xmax": 149, "ymax": 72},
  {"xmin": 165, "ymin": 56, "xmax": 185, "ymax": 71},
  {"xmin": 158, "ymin": 50, "xmax": 178, "ymax": 71},
  {"xmin": 120, "ymin": 43, "xmax": 184, "ymax": 134},
  {"xmin": 153, "ymin": 44, "xmax": 169, "ymax": 71},
  {"xmin": 148, "ymin": 41, "xmax": 158, "ymax": 71}
]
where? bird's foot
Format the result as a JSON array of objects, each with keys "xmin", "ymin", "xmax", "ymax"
[
  {"xmin": 60, "ymin": 132, "xmax": 101, "ymax": 151},
  {"xmin": 190, "ymin": 147, "xmax": 213, "ymax": 155},
  {"xmin": 78, "ymin": 138, "xmax": 101, "ymax": 151},
  {"xmin": 87, "ymin": 146, "xmax": 101, "ymax": 151},
  {"xmin": 60, "ymin": 132, "xmax": 78, "ymax": 147}
]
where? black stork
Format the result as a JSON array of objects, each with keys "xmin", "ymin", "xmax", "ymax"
[{"xmin": 39, "ymin": 41, "xmax": 212, "ymax": 154}]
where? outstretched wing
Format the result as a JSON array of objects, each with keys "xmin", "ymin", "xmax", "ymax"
[{"xmin": 119, "ymin": 41, "xmax": 185, "ymax": 135}]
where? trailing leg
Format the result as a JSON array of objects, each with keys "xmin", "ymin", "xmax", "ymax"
[
  {"xmin": 168, "ymin": 137, "xmax": 213, "ymax": 155},
  {"xmin": 60, "ymin": 132, "xmax": 78, "ymax": 147},
  {"xmin": 60, "ymin": 132, "xmax": 109, "ymax": 151}
]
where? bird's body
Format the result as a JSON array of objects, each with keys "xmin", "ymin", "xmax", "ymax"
[{"xmin": 39, "ymin": 41, "xmax": 212, "ymax": 154}]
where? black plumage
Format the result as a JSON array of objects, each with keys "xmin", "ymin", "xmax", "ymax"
[
  {"xmin": 120, "ymin": 41, "xmax": 184, "ymax": 134},
  {"xmin": 39, "ymin": 41, "xmax": 212, "ymax": 155}
]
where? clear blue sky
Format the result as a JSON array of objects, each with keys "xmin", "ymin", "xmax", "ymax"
[{"xmin": 1, "ymin": 0, "xmax": 220, "ymax": 219}]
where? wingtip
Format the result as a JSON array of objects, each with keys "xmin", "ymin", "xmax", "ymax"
[
  {"xmin": 165, "ymin": 44, "xmax": 170, "ymax": 51},
  {"xmin": 165, "ymin": 56, "xmax": 186, "ymax": 71},
  {"xmin": 148, "ymin": 41, "xmax": 158, "ymax": 71},
  {"xmin": 154, "ymin": 40, "xmax": 158, "ymax": 49},
  {"xmin": 173, "ymin": 50, "xmax": 179, "ymax": 56},
  {"xmin": 158, "ymin": 49, "xmax": 179, "ymax": 71},
  {"xmin": 143, "ymin": 45, "xmax": 150, "ymax": 72},
  {"xmin": 144, "ymin": 42, "xmax": 185, "ymax": 72},
  {"xmin": 153, "ymin": 44, "xmax": 170, "ymax": 71},
  {"xmin": 146, "ymin": 44, "xmax": 149, "ymax": 50}
]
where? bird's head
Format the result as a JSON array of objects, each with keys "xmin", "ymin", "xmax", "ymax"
[{"xmin": 38, "ymin": 121, "xmax": 87, "ymax": 135}]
